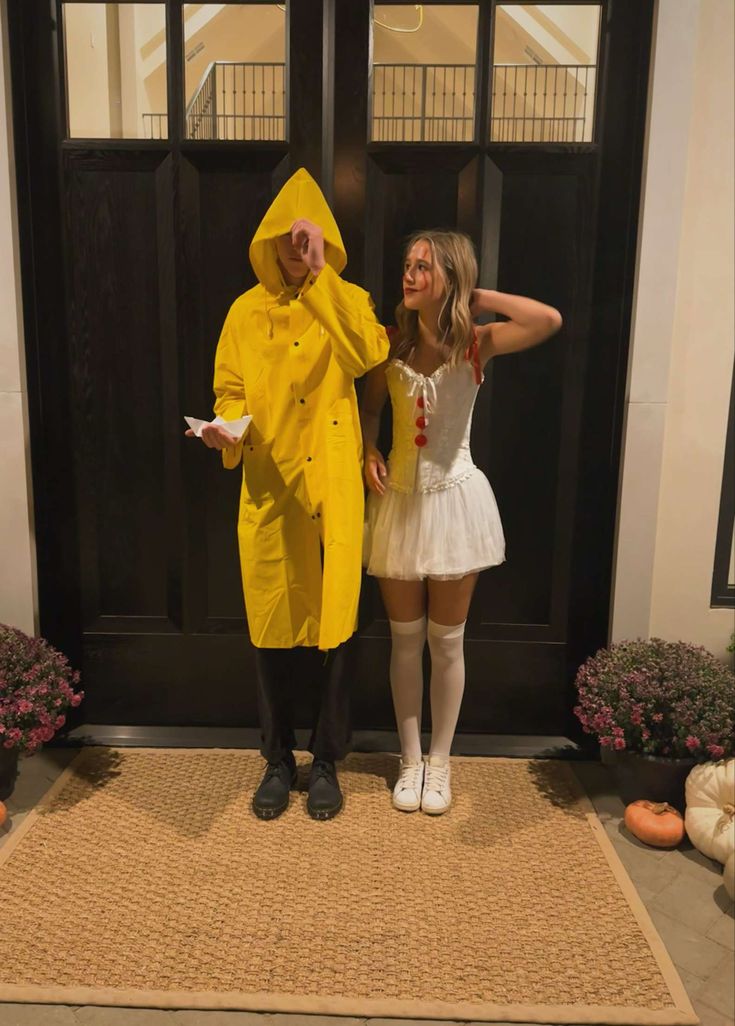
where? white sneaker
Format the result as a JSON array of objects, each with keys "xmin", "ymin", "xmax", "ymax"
[
  {"xmin": 421, "ymin": 755, "xmax": 452, "ymax": 815},
  {"xmin": 392, "ymin": 757, "xmax": 424, "ymax": 812}
]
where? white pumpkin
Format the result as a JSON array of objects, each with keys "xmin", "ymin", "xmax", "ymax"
[
  {"xmin": 685, "ymin": 758, "xmax": 735, "ymax": 864},
  {"xmin": 724, "ymin": 852, "xmax": 735, "ymax": 901}
]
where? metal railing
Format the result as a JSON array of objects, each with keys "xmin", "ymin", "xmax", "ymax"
[
  {"xmin": 372, "ymin": 63, "xmax": 476, "ymax": 142},
  {"xmin": 142, "ymin": 113, "xmax": 167, "ymax": 140},
  {"xmin": 371, "ymin": 61, "xmax": 594, "ymax": 143},
  {"xmin": 142, "ymin": 61, "xmax": 595, "ymax": 144},
  {"xmin": 187, "ymin": 61, "xmax": 286, "ymax": 140},
  {"xmin": 186, "ymin": 62, "xmax": 216, "ymax": 139},
  {"xmin": 142, "ymin": 61, "xmax": 286, "ymax": 140},
  {"xmin": 491, "ymin": 64, "xmax": 595, "ymax": 143}
]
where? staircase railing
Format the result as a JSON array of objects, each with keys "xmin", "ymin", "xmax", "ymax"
[
  {"xmin": 372, "ymin": 63, "xmax": 476, "ymax": 143},
  {"xmin": 143, "ymin": 61, "xmax": 286, "ymax": 140},
  {"xmin": 187, "ymin": 61, "xmax": 286, "ymax": 140},
  {"xmin": 142, "ymin": 62, "xmax": 594, "ymax": 143},
  {"xmin": 185, "ymin": 61, "xmax": 217, "ymax": 139},
  {"xmin": 491, "ymin": 63, "xmax": 595, "ymax": 143}
]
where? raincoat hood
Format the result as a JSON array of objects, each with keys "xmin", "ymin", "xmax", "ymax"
[{"xmin": 249, "ymin": 167, "xmax": 347, "ymax": 296}]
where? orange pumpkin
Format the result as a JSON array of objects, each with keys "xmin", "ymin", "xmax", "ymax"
[
  {"xmin": 624, "ymin": 799, "xmax": 685, "ymax": 848},
  {"xmin": 0, "ymin": 801, "xmax": 6, "ymax": 828}
]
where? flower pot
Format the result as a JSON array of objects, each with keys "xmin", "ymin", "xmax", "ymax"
[
  {"xmin": 0, "ymin": 746, "xmax": 19, "ymax": 801},
  {"xmin": 601, "ymin": 748, "xmax": 697, "ymax": 813}
]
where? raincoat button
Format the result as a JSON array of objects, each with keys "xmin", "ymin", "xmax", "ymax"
[
  {"xmin": 333, "ymin": 420, "xmax": 338, "ymax": 425},
  {"xmin": 299, "ymin": 398, "xmax": 305, "ymax": 404},
  {"xmin": 294, "ymin": 340, "xmax": 300, "ymax": 347},
  {"xmin": 416, "ymin": 396, "xmax": 425, "ymax": 408},
  {"xmin": 415, "ymin": 434, "xmax": 428, "ymax": 447},
  {"xmin": 306, "ymin": 456, "xmax": 313, "ymax": 462}
]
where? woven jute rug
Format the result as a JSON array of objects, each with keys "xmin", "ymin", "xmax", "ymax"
[{"xmin": 0, "ymin": 748, "xmax": 697, "ymax": 1023}]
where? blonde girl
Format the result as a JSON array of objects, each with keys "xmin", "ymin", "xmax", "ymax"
[{"xmin": 361, "ymin": 230, "xmax": 562, "ymax": 814}]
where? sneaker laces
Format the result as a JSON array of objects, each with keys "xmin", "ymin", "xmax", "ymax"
[
  {"xmin": 397, "ymin": 760, "xmax": 423, "ymax": 792},
  {"xmin": 424, "ymin": 760, "xmax": 450, "ymax": 794}
]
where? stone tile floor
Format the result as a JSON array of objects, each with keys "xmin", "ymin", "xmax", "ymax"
[{"xmin": 0, "ymin": 749, "xmax": 732, "ymax": 1026}]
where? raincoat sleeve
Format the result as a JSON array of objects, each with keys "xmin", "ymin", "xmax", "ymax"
[
  {"xmin": 212, "ymin": 311, "xmax": 247, "ymax": 470},
  {"xmin": 300, "ymin": 263, "xmax": 390, "ymax": 379}
]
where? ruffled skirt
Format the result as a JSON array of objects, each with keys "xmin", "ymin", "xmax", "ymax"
[{"xmin": 363, "ymin": 467, "xmax": 505, "ymax": 581}]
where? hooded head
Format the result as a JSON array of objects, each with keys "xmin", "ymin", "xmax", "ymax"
[{"xmin": 249, "ymin": 168, "xmax": 347, "ymax": 296}]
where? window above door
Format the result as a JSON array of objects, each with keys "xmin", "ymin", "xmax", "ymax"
[
  {"xmin": 62, "ymin": 1, "xmax": 287, "ymax": 141},
  {"xmin": 61, "ymin": 1, "xmax": 601, "ymax": 145},
  {"xmin": 371, "ymin": 4, "xmax": 479, "ymax": 143},
  {"xmin": 492, "ymin": 4, "xmax": 601, "ymax": 143},
  {"xmin": 63, "ymin": 3, "xmax": 168, "ymax": 140},
  {"xmin": 182, "ymin": 4, "xmax": 286, "ymax": 141},
  {"xmin": 368, "ymin": 2, "xmax": 602, "ymax": 144}
]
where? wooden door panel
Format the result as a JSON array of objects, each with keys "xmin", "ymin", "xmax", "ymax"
[
  {"xmin": 82, "ymin": 634, "xmax": 258, "ymax": 724},
  {"xmin": 65, "ymin": 152, "xmax": 178, "ymax": 635},
  {"xmin": 477, "ymin": 154, "xmax": 595, "ymax": 633}
]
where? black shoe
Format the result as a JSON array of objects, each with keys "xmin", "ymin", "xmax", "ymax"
[
  {"xmin": 252, "ymin": 756, "xmax": 297, "ymax": 820},
  {"xmin": 307, "ymin": 759, "xmax": 343, "ymax": 820}
]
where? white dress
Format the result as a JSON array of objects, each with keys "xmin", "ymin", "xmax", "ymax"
[{"xmin": 363, "ymin": 357, "xmax": 505, "ymax": 580}]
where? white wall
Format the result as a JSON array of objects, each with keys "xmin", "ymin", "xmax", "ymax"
[
  {"xmin": 373, "ymin": 5, "xmax": 476, "ymax": 64},
  {"xmin": 0, "ymin": 0, "xmax": 37, "ymax": 634},
  {"xmin": 65, "ymin": 3, "xmax": 168, "ymax": 139},
  {"xmin": 611, "ymin": 0, "xmax": 734, "ymax": 660},
  {"xmin": 64, "ymin": 3, "xmax": 112, "ymax": 137},
  {"xmin": 647, "ymin": 0, "xmax": 734, "ymax": 654}
]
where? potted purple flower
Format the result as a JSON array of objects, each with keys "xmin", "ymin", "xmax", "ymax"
[
  {"xmin": 574, "ymin": 637, "xmax": 735, "ymax": 812},
  {"xmin": 0, "ymin": 624, "xmax": 84, "ymax": 799}
]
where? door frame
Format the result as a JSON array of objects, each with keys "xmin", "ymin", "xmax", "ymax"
[{"xmin": 7, "ymin": 0, "xmax": 654, "ymax": 748}]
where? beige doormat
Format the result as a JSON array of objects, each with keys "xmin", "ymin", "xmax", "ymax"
[{"xmin": 0, "ymin": 748, "xmax": 697, "ymax": 1024}]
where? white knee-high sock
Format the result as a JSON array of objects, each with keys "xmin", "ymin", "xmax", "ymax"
[
  {"xmin": 389, "ymin": 616, "xmax": 427, "ymax": 762},
  {"xmin": 427, "ymin": 619, "xmax": 466, "ymax": 760}
]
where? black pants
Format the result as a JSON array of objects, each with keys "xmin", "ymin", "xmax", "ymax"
[{"xmin": 254, "ymin": 643, "xmax": 352, "ymax": 763}]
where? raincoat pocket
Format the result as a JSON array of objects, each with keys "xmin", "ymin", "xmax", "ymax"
[
  {"xmin": 325, "ymin": 398, "xmax": 355, "ymax": 469},
  {"xmin": 324, "ymin": 398, "xmax": 363, "ymax": 546},
  {"xmin": 241, "ymin": 440, "xmax": 279, "ymax": 522}
]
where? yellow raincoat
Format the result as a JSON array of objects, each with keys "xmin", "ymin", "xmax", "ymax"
[{"xmin": 212, "ymin": 168, "xmax": 389, "ymax": 650}]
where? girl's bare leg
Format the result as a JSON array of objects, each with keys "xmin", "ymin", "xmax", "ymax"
[{"xmin": 427, "ymin": 573, "xmax": 478, "ymax": 627}]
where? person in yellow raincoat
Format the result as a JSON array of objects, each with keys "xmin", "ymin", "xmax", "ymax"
[{"xmin": 188, "ymin": 168, "xmax": 389, "ymax": 820}]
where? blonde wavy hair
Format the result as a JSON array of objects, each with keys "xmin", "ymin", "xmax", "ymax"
[{"xmin": 392, "ymin": 230, "xmax": 478, "ymax": 366}]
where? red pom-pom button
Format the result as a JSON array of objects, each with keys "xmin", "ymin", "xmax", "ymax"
[
  {"xmin": 414, "ymin": 434, "xmax": 428, "ymax": 447},
  {"xmin": 416, "ymin": 396, "xmax": 425, "ymax": 408},
  {"xmin": 415, "ymin": 416, "xmax": 427, "ymax": 429}
]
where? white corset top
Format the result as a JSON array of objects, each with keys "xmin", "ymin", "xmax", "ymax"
[{"xmin": 385, "ymin": 358, "xmax": 482, "ymax": 494}]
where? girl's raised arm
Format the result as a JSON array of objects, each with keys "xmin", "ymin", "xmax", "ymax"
[{"xmin": 472, "ymin": 289, "xmax": 562, "ymax": 364}]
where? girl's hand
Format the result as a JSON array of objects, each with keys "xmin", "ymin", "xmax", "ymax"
[
  {"xmin": 364, "ymin": 445, "xmax": 387, "ymax": 495},
  {"xmin": 291, "ymin": 219, "xmax": 326, "ymax": 276},
  {"xmin": 185, "ymin": 424, "xmax": 239, "ymax": 450}
]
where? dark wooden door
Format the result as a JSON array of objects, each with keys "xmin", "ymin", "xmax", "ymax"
[
  {"xmin": 332, "ymin": 0, "xmax": 653, "ymax": 739},
  {"xmin": 9, "ymin": 0, "xmax": 653, "ymax": 741}
]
